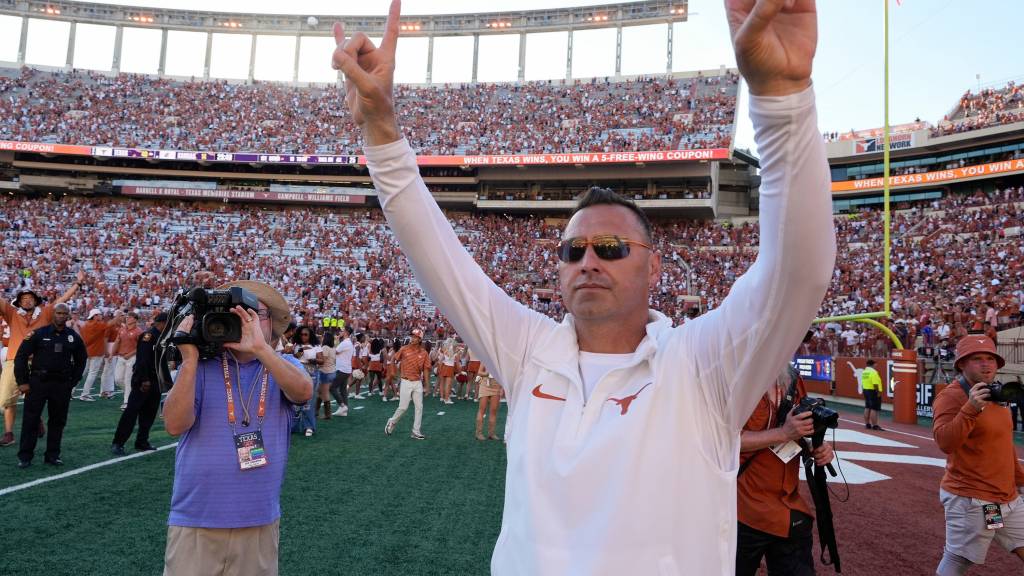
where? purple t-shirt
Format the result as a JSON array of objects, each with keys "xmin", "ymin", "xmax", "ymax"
[{"xmin": 168, "ymin": 353, "xmax": 304, "ymax": 528}]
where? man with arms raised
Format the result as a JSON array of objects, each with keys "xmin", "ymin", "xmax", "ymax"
[
  {"xmin": 332, "ymin": 1, "xmax": 835, "ymax": 573},
  {"xmin": 0, "ymin": 271, "xmax": 85, "ymax": 446}
]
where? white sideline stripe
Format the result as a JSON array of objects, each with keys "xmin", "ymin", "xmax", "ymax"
[
  {"xmin": 838, "ymin": 451, "xmax": 946, "ymax": 468},
  {"xmin": 838, "ymin": 417, "xmax": 935, "ymax": 441},
  {"xmin": 0, "ymin": 442, "xmax": 177, "ymax": 498}
]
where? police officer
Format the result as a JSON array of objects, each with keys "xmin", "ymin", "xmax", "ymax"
[
  {"xmin": 15, "ymin": 303, "xmax": 87, "ymax": 468},
  {"xmin": 111, "ymin": 311, "xmax": 167, "ymax": 455}
]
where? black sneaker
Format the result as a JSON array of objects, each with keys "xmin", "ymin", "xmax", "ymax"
[
  {"xmin": 111, "ymin": 444, "xmax": 127, "ymax": 456},
  {"xmin": 17, "ymin": 459, "xmax": 31, "ymax": 469},
  {"xmin": 44, "ymin": 457, "xmax": 63, "ymax": 466},
  {"xmin": 134, "ymin": 443, "xmax": 157, "ymax": 452},
  {"xmin": 872, "ymin": 425, "xmax": 885, "ymax": 431}
]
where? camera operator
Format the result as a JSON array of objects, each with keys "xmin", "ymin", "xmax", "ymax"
[
  {"xmin": 736, "ymin": 366, "xmax": 835, "ymax": 576},
  {"xmin": 932, "ymin": 335, "xmax": 1024, "ymax": 575},
  {"xmin": 161, "ymin": 281, "xmax": 311, "ymax": 576}
]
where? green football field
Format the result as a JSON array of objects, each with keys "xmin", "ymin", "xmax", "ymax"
[{"xmin": 0, "ymin": 383, "xmax": 507, "ymax": 576}]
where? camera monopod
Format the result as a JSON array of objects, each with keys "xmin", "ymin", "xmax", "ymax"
[{"xmin": 799, "ymin": 429, "xmax": 841, "ymax": 573}]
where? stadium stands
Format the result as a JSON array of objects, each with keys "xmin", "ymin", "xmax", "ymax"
[
  {"xmin": 933, "ymin": 80, "xmax": 1024, "ymax": 136},
  {"xmin": 0, "ymin": 67, "xmax": 738, "ymax": 155},
  {"xmin": 2, "ymin": 184, "xmax": 1021, "ymax": 354}
]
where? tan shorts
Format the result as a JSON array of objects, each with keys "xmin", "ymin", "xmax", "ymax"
[
  {"xmin": 164, "ymin": 520, "xmax": 280, "ymax": 576},
  {"xmin": 478, "ymin": 380, "xmax": 501, "ymax": 399},
  {"xmin": 940, "ymin": 488, "xmax": 1024, "ymax": 564},
  {"xmin": 0, "ymin": 361, "xmax": 18, "ymax": 409}
]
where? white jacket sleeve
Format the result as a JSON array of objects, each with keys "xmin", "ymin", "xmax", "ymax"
[
  {"xmin": 364, "ymin": 140, "xmax": 555, "ymax": 392},
  {"xmin": 685, "ymin": 85, "xmax": 836, "ymax": 432}
]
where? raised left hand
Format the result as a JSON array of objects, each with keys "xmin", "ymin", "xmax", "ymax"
[
  {"xmin": 223, "ymin": 306, "xmax": 270, "ymax": 356},
  {"xmin": 725, "ymin": 0, "xmax": 816, "ymax": 96}
]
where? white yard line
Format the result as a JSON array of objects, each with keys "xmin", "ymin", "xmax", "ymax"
[{"xmin": 0, "ymin": 442, "xmax": 177, "ymax": 497}]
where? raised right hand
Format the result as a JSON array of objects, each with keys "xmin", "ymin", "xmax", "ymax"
[{"xmin": 331, "ymin": 0, "xmax": 402, "ymax": 145}]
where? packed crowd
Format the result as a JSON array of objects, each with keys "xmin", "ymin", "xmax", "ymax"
[
  {"xmin": 932, "ymin": 80, "xmax": 1024, "ymax": 137},
  {"xmin": 2, "ymin": 183, "xmax": 1021, "ymax": 359},
  {"xmin": 0, "ymin": 67, "xmax": 737, "ymax": 156}
]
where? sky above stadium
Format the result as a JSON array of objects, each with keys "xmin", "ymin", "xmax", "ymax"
[{"xmin": 3, "ymin": 0, "xmax": 1021, "ymax": 152}]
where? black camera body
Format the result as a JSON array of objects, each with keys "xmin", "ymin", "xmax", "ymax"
[
  {"xmin": 791, "ymin": 396, "xmax": 840, "ymax": 436},
  {"xmin": 987, "ymin": 380, "xmax": 1023, "ymax": 404},
  {"xmin": 154, "ymin": 286, "xmax": 259, "ymax": 392},
  {"xmin": 169, "ymin": 287, "xmax": 259, "ymax": 359}
]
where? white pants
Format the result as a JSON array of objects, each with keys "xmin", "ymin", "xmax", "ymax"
[
  {"xmin": 387, "ymin": 379, "xmax": 423, "ymax": 436},
  {"xmin": 115, "ymin": 355, "xmax": 136, "ymax": 406},
  {"xmin": 100, "ymin": 356, "xmax": 117, "ymax": 394},
  {"xmin": 80, "ymin": 356, "xmax": 105, "ymax": 397}
]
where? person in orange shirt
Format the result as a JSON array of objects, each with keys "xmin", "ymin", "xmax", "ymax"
[
  {"xmin": 384, "ymin": 328, "xmax": 430, "ymax": 440},
  {"xmin": 77, "ymin": 308, "xmax": 110, "ymax": 401},
  {"xmin": 736, "ymin": 366, "xmax": 834, "ymax": 576},
  {"xmin": 932, "ymin": 335, "xmax": 1024, "ymax": 575},
  {"xmin": 99, "ymin": 312, "xmax": 123, "ymax": 398},
  {"xmin": 0, "ymin": 272, "xmax": 85, "ymax": 447},
  {"xmin": 113, "ymin": 313, "xmax": 143, "ymax": 410}
]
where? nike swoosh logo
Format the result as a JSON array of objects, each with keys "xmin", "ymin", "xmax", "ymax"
[{"xmin": 531, "ymin": 384, "xmax": 566, "ymax": 402}]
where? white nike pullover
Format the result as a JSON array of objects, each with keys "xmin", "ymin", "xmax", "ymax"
[{"xmin": 365, "ymin": 85, "xmax": 836, "ymax": 575}]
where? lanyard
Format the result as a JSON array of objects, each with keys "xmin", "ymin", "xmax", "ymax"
[{"xmin": 221, "ymin": 353, "xmax": 269, "ymax": 430}]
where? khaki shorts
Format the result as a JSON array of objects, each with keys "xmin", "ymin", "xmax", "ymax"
[
  {"xmin": 164, "ymin": 520, "xmax": 280, "ymax": 576},
  {"xmin": 478, "ymin": 381, "xmax": 501, "ymax": 399},
  {"xmin": 0, "ymin": 361, "xmax": 18, "ymax": 409},
  {"xmin": 940, "ymin": 488, "xmax": 1024, "ymax": 564}
]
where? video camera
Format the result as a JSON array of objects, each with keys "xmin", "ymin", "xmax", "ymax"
[{"xmin": 155, "ymin": 287, "xmax": 259, "ymax": 391}]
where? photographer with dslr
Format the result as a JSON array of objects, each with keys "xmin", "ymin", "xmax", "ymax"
[
  {"xmin": 737, "ymin": 366, "xmax": 835, "ymax": 575},
  {"xmin": 932, "ymin": 335, "xmax": 1024, "ymax": 575},
  {"xmin": 161, "ymin": 281, "xmax": 311, "ymax": 576}
]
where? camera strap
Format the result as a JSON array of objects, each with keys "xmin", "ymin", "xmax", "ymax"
[{"xmin": 958, "ymin": 375, "xmax": 972, "ymax": 397}]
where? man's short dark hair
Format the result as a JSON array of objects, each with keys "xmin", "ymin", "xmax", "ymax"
[
  {"xmin": 866, "ymin": 359, "xmax": 875, "ymax": 367},
  {"xmin": 570, "ymin": 187, "xmax": 653, "ymax": 243}
]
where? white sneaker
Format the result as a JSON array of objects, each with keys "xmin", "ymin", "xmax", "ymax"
[
  {"xmin": 333, "ymin": 405, "xmax": 348, "ymax": 416},
  {"xmin": 78, "ymin": 395, "xmax": 96, "ymax": 402},
  {"xmin": 304, "ymin": 428, "xmax": 313, "ymax": 437},
  {"xmin": 385, "ymin": 420, "xmax": 395, "ymax": 436}
]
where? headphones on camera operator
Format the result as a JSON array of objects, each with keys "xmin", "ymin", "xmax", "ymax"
[{"xmin": 155, "ymin": 286, "xmax": 260, "ymax": 392}]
